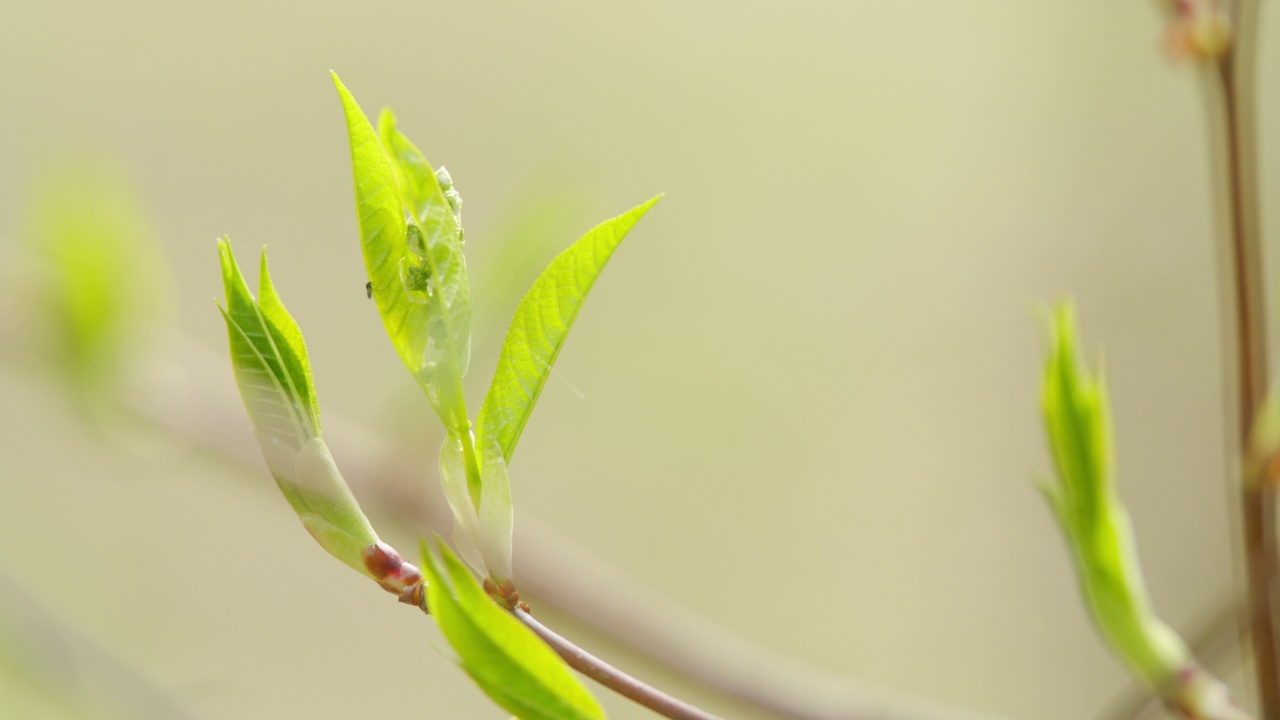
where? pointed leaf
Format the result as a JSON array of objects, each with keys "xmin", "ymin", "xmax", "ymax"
[
  {"xmin": 421, "ymin": 543, "xmax": 606, "ymax": 720},
  {"xmin": 331, "ymin": 73, "xmax": 429, "ymax": 381},
  {"xmin": 1039, "ymin": 302, "xmax": 1190, "ymax": 686},
  {"xmin": 218, "ymin": 239, "xmax": 380, "ymax": 576},
  {"xmin": 218, "ymin": 240, "xmax": 318, "ymax": 452},
  {"xmin": 378, "ymin": 108, "xmax": 473, "ymax": 380},
  {"xmin": 477, "ymin": 196, "xmax": 661, "ymax": 463}
]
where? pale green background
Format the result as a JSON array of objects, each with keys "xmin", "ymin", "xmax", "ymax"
[{"xmin": 1, "ymin": 2, "xmax": 1278, "ymax": 719}]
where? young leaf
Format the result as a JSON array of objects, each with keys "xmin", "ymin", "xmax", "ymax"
[
  {"xmin": 421, "ymin": 542, "xmax": 606, "ymax": 720},
  {"xmin": 331, "ymin": 74, "xmax": 429, "ymax": 382},
  {"xmin": 218, "ymin": 239, "xmax": 381, "ymax": 578},
  {"xmin": 333, "ymin": 73, "xmax": 472, "ymax": 433},
  {"xmin": 218, "ymin": 240, "xmax": 319, "ymax": 447},
  {"xmin": 378, "ymin": 108, "xmax": 472, "ymax": 378},
  {"xmin": 477, "ymin": 196, "xmax": 661, "ymax": 463},
  {"xmin": 1039, "ymin": 302, "xmax": 1190, "ymax": 686},
  {"xmin": 377, "ymin": 108, "xmax": 474, "ymax": 432},
  {"xmin": 439, "ymin": 432, "xmax": 513, "ymax": 581}
]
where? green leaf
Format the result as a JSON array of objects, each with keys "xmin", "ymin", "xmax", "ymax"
[
  {"xmin": 331, "ymin": 74, "xmax": 428, "ymax": 381},
  {"xmin": 477, "ymin": 196, "xmax": 661, "ymax": 463},
  {"xmin": 439, "ymin": 432, "xmax": 513, "ymax": 581},
  {"xmin": 333, "ymin": 73, "xmax": 472, "ymax": 433},
  {"xmin": 1039, "ymin": 302, "xmax": 1189, "ymax": 687},
  {"xmin": 218, "ymin": 241, "xmax": 318, "ymax": 448},
  {"xmin": 218, "ymin": 239, "xmax": 380, "ymax": 577},
  {"xmin": 378, "ymin": 108, "xmax": 471, "ymax": 374},
  {"xmin": 421, "ymin": 542, "xmax": 606, "ymax": 720},
  {"xmin": 377, "ymin": 108, "xmax": 473, "ymax": 431}
]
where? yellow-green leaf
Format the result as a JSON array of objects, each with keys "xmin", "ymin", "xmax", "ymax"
[
  {"xmin": 477, "ymin": 196, "xmax": 660, "ymax": 463},
  {"xmin": 421, "ymin": 542, "xmax": 606, "ymax": 720}
]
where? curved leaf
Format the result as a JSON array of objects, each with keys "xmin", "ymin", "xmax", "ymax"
[
  {"xmin": 477, "ymin": 196, "xmax": 661, "ymax": 463},
  {"xmin": 331, "ymin": 73, "xmax": 429, "ymax": 382},
  {"xmin": 218, "ymin": 239, "xmax": 379, "ymax": 576},
  {"xmin": 421, "ymin": 543, "xmax": 606, "ymax": 720},
  {"xmin": 1039, "ymin": 302, "xmax": 1190, "ymax": 686},
  {"xmin": 378, "ymin": 108, "xmax": 472, "ymax": 380}
]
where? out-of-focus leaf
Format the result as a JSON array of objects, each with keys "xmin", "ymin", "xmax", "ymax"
[
  {"xmin": 23, "ymin": 161, "xmax": 169, "ymax": 404},
  {"xmin": 421, "ymin": 542, "xmax": 606, "ymax": 720},
  {"xmin": 1039, "ymin": 302, "xmax": 1189, "ymax": 686},
  {"xmin": 477, "ymin": 196, "xmax": 661, "ymax": 463},
  {"xmin": 218, "ymin": 239, "xmax": 380, "ymax": 577}
]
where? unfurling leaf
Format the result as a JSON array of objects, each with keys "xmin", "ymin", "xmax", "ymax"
[
  {"xmin": 218, "ymin": 239, "xmax": 381, "ymax": 578},
  {"xmin": 333, "ymin": 73, "xmax": 472, "ymax": 433},
  {"xmin": 421, "ymin": 541, "xmax": 606, "ymax": 720},
  {"xmin": 477, "ymin": 196, "xmax": 661, "ymax": 464},
  {"xmin": 439, "ymin": 431, "xmax": 513, "ymax": 582},
  {"xmin": 1038, "ymin": 304, "xmax": 1248, "ymax": 719},
  {"xmin": 1038, "ymin": 303, "xmax": 1200, "ymax": 689}
]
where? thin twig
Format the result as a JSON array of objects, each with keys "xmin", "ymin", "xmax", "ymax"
[
  {"xmin": 513, "ymin": 606, "xmax": 724, "ymax": 720},
  {"xmin": 1209, "ymin": 1, "xmax": 1280, "ymax": 716},
  {"xmin": 1100, "ymin": 595, "xmax": 1245, "ymax": 720}
]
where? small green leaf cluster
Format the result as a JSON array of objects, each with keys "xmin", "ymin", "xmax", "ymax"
[
  {"xmin": 1038, "ymin": 303, "xmax": 1191, "ymax": 685},
  {"xmin": 333, "ymin": 72, "xmax": 659, "ymax": 586},
  {"xmin": 217, "ymin": 241, "xmax": 384, "ymax": 580},
  {"xmin": 219, "ymin": 72, "xmax": 659, "ymax": 720}
]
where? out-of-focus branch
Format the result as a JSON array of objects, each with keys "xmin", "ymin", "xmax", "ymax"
[
  {"xmin": 0, "ymin": 565, "xmax": 203, "ymax": 720},
  {"xmin": 1100, "ymin": 596, "xmax": 1245, "ymax": 720},
  {"xmin": 1206, "ymin": 1, "xmax": 1280, "ymax": 717},
  {"xmin": 125, "ymin": 339, "xmax": 1016, "ymax": 720}
]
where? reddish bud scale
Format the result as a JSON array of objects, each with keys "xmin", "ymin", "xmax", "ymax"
[
  {"xmin": 399, "ymin": 583, "xmax": 427, "ymax": 611},
  {"xmin": 483, "ymin": 577, "xmax": 521, "ymax": 610},
  {"xmin": 362, "ymin": 542, "xmax": 423, "ymax": 594}
]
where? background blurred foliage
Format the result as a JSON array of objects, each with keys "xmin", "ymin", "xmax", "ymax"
[
  {"xmin": 1, "ymin": 2, "xmax": 1279, "ymax": 719},
  {"xmin": 16, "ymin": 160, "xmax": 170, "ymax": 409}
]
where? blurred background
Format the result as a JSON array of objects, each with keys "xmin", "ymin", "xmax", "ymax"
[{"xmin": 1, "ymin": 2, "xmax": 1278, "ymax": 719}]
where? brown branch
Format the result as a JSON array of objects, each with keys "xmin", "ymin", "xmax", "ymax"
[
  {"xmin": 513, "ymin": 606, "xmax": 725, "ymax": 720},
  {"xmin": 1208, "ymin": 1, "xmax": 1280, "ymax": 716}
]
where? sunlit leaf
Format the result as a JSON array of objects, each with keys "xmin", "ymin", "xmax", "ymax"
[
  {"xmin": 477, "ymin": 196, "xmax": 661, "ymax": 463},
  {"xmin": 333, "ymin": 73, "xmax": 474, "ymax": 433},
  {"xmin": 377, "ymin": 108, "xmax": 473, "ymax": 431},
  {"xmin": 218, "ymin": 239, "xmax": 380, "ymax": 576},
  {"xmin": 331, "ymin": 74, "xmax": 428, "ymax": 380},
  {"xmin": 421, "ymin": 542, "xmax": 606, "ymax": 720}
]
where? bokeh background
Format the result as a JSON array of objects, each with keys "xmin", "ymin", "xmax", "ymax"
[{"xmin": 2, "ymin": 2, "xmax": 1279, "ymax": 719}]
